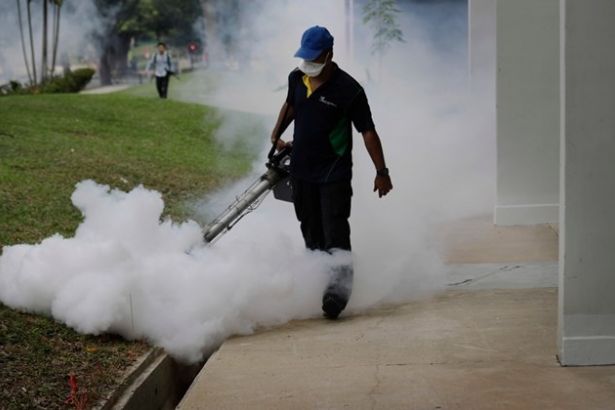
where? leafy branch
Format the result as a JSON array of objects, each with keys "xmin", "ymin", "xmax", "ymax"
[{"xmin": 362, "ymin": 0, "xmax": 404, "ymax": 57}]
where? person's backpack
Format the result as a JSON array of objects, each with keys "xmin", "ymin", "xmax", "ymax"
[{"xmin": 166, "ymin": 54, "xmax": 175, "ymax": 75}]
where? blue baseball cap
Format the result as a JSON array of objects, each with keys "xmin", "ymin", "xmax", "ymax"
[{"xmin": 294, "ymin": 26, "xmax": 334, "ymax": 61}]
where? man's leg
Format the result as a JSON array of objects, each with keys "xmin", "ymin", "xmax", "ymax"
[
  {"xmin": 320, "ymin": 180, "xmax": 353, "ymax": 319},
  {"xmin": 155, "ymin": 76, "xmax": 164, "ymax": 98},
  {"xmin": 292, "ymin": 178, "xmax": 325, "ymax": 250},
  {"xmin": 160, "ymin": 75, "xmax": 169, "ymax": 98}
]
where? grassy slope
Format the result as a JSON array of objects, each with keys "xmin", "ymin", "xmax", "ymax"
[
  {"xmin": 0, "ymin": 92, "xmax": 262, "ymax": 409},
  {"xmin": 0, "ymin": 92, "xmax": 260, "ymax": 246}
]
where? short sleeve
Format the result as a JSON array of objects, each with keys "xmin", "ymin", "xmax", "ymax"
[
  {"xmin": 348, "ymin": 89, "xmax": 375, "ymax": 133},
  {"xmin": 286, "ymin": 71, "xmax": 297, "ymax": 106}
]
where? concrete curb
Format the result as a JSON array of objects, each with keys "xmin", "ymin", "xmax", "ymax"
[
  {"xmin": 94, "ymin": 348, "xmax": 162, "ymax": 409},
  {"xmin": 96, "ymin": 348, "xmax": 203, "ymax": 410}
]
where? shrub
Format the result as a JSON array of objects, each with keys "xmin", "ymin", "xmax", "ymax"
[
  {"xmin": 40, "ymin": 75, "xmax": 75, "ymax": 93},
  {"xmin": 9, "ymin": 81, "xmax": 23, "ymax": 92},
  {"xmin": 41, "ymin": 68, "xmax": 96, "ymax": 94},
  {"xmin": 0, "ymin": 81, "xmax": 25, "ymax": 96},
  {"xmin": 1, "ymin": 68, "xmax": 95, "ymax": 96},
  {"xmin": 70, "ymin": 68, "xmax": 96, "ymax": 91}
]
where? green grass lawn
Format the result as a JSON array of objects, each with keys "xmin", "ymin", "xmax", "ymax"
[
  {"xmin": 0, "ymin": 92, "xmax": 262, "ymax": 246},
  {"xmin": 0, "ymin": 92, "xmax": 263, "ymax": 408}
]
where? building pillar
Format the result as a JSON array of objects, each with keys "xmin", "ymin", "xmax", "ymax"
[
  {"xmin": 468, "ymin": 0, "xmax": 496, "ymax": 199},
  {"xmin": 495, "ymin": 0, "xmax": 560, "ymax": 225},
  {"xmin": 557, "ymin": 0, "xmax": 615, "ymax": 366},
  {"xmin": 469, "ymin": 0, "xmax": 496, "ymax": 90}
]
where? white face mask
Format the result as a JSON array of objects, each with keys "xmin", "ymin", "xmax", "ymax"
[{"xmin": 299, "ymin": 53, "xmax": 329, "ymax": 77}]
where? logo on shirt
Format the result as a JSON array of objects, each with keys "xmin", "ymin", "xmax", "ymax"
[{"xmin": 319, "ymin": 96, "xmax": 337, "ymax": 108}]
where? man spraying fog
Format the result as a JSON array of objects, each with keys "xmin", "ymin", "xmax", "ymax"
[{"xmin": 271, "ymin": 26, "xmax": 393, "ymax": 319}]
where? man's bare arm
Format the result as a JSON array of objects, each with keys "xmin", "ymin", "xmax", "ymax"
[
  {"xmin": 271, "ymin": 102, "xmax": 295, "ymax": 150},
  {"xmin": 362, "ymin": 129, "xmax": 393, "ymax": 197}
]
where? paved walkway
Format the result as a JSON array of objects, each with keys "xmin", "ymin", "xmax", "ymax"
[
  {"xmin": 80, "ymin": 85, "xmax": 131, "ymax": 94},
  {"xmin": 177, "ymin": 216, "xmax": 615, "ymax": 409}
]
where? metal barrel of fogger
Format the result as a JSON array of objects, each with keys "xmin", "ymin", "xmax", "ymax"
[{"xmin": 202, "ymin": 167, "xmax": 286, "ymax": 243}]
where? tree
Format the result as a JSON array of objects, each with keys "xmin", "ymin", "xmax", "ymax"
[
  {"xmin": 16, "ymin": 0, "xmax": 64, "ymax": 86},
  {"xmin": 16, "ymin": 0, "xmax": 33, "ymax": 85},
  {"xmin": 41, "ymin": 0, "xmax": 48, "ymax": 82},
  {"xmin": 50, "ymin": 0, "xmax": 63, "ymax": 77},
  {"xmin": 362, "ymin": 0, "xmax": 404, "ymax": 58},
  {"xmin": 93, "ymin": 0, "xmax": 139, "ymax": 85},
  {"xmin": 93, "ymin": 0, "xmax": 203, "ymax": 85},
  {"xmin": 27, "ymin": 0, "xmax": 37, "ymax": 85}
]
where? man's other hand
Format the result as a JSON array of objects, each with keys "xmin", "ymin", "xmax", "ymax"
[
  {"xmin": 274, "ymin": 138, "xmax": 289, "ymax": 151},
  {"xmin": 374, "ymin": 175, "xmax": 393, "ymax": 198}
]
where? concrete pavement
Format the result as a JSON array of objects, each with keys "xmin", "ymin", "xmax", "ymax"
[
  {"xmin": 178, "ymin": 288, "xmax": 615, "ymax": 410},
  {"xmin": 438, "ymin": 215, "xmax": 559, "ymax": 264},
  {"xmin": 177, "ymin": 216, "xmax": 615, "ymax": 409}
]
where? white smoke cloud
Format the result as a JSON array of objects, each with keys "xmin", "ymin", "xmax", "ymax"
[
  {"xmin": 0, "ymin": 180, "xmax": 351, "ymax": 363},
  {"xmin": 0, "ymin": 0, "xmax": 492, "ymax": 363}
]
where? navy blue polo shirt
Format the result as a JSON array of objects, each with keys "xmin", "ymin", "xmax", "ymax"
[{"xmin": 286, "ymin": 63, "xmax": 375, "ymax": 183}]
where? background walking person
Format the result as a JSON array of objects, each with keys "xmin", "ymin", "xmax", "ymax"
[{"xmin": 148, "ymin": 42, "xmax": 174, "ymax": 99}]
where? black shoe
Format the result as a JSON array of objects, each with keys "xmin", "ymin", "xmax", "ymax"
[{"xmin": 322, "ymin": 293, "xmax": 345, "ymax": 320}]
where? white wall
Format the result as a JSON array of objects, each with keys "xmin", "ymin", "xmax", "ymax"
[
  {"xmin": 558, "ymin": 0, "xmax": 615, "ymax": 366},
  {"xmin": 495, "ymin": 0, "xmax": 560, "ymax": 225}
]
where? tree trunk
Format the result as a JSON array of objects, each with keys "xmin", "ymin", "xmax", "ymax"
[
  {"xmin": 99, "ymin": 46, "xmax": 112, "ymax": 86},
  {"xmin": 27, "ymin": 0, "xmax": 37, "ymax": 85},
  {"xmin": 98, "ymin": 33, "xmax": 131, "ymax": 85},
  {"xmin": 113, "ymin": 34, "xmax": 131, "ymax": 77},
  {"xmin": 16, "ymin": 0, "xmax": 33, "ymax": 84},
  {"xmin": 41, "ymin": 0, "xmax": 48, "ymax": 82},
  {"xmin": 50, "ymin": 3, "xmax": 61, "ymax": 76},
  {"xmin": 50, "ymin": 2, "xmax": 56, "ymax": 76}
]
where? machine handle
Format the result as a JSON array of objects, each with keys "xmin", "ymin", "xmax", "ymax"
[{"xmin": 267, "ymin": 142, "xmax": 277, "ymax": 161}]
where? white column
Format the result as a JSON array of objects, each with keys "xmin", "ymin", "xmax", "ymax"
[
  {"xmin": 558, "ymin": 0, "xmax": 615, "ymax": 366},
  {"xmin": 495, "ymin": 0, "xmax": 560, "ymax": 225},
  {"xmin": 469, "ymin": 0, "xmax": 496, "ymax": 90},
  {"xmin": 468, "ymin": 0, "xmax": 497, "ymax": 203}
]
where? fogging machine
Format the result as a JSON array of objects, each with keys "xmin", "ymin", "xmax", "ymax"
[{"xmin": 202, "ymin": 144, "xmax": 293, "ymax": 243}]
